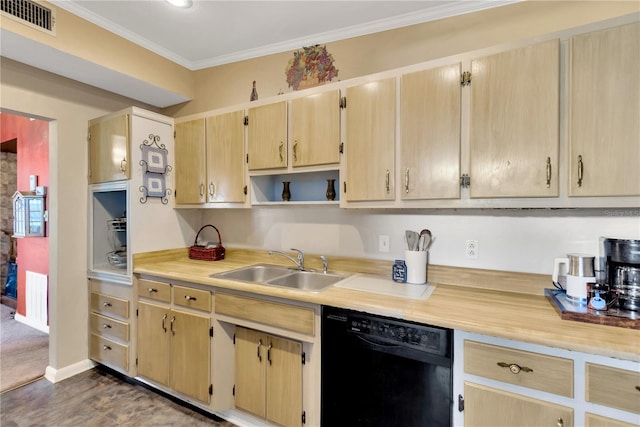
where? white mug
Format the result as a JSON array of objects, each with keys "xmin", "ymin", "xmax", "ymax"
[{"xmin": 405, "ymin": 250, "xmax": 427, "ymax": 284}]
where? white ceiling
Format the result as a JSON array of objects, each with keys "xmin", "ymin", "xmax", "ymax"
[{"xmin": 52, "ymin": 0, "xmax": 517, "ymax": 70}]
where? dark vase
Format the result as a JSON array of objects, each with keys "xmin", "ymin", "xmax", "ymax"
[
  {"xmin": 326, "ymin": 179, "xmax": 336, "ymax": 201},
  {"xmin": 282, "ymin": 181, "xmax": 291, "ymax": 201}
]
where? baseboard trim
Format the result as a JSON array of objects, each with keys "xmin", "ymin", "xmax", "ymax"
[
  {"xmin": 44, "ymin": 359, "xmax": 96, "ymax": 383},
  {"xmin": 14, "ymin": 313, "xmax": 49, "ymax": 334}
]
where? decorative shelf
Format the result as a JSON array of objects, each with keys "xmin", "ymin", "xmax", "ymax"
[{"xmin": 250, "ymin": 170, "xmax": 339, "ymax": 205}]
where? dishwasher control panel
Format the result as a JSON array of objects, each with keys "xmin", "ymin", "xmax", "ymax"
[{"xmin": 347, "ymin": 314, "xmax": 449, "ymax": 356}]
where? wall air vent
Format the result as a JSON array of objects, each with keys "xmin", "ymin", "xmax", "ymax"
[{"xmin": 1, "ymin": 0, "xmax": 56, "ymax": 34}]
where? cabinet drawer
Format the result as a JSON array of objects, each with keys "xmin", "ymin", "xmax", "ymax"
[
  {"xmin": 90, "ymin": 313, "xmax": 129, "ymax": 342},
  {"xmin": 90, "ymin": 292, "xmax": 129, "ymax": 320},
  {"xmin": 215, "ymin": 292, "xmax": 314, "ymax": 335},
  {"xmin": 464, "ymin": 340, "xmax": 573, "ymax": 397},
  {"xmin": 464, "ymin": 382, "xmax": 573, "ymax": 427},
  {"xmin": 137, "ymin": 279, "xmax": 171, "ymax": 302},
  {"xmin": 90, "ymin": 333, "xmax": 128, "ymax": 371},
  {"xmin": 173, "ymin": 285, "xmax": 211, "ymax": 312},
  {"xmin": 586, "ymin": 363, "xmax": 640, "ymax": 414},
  {"xmin": 586, "ymin": 413, "xmax": 638, "ymax": 427}
]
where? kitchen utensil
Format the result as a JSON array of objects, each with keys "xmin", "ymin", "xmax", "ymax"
[
  {"xmin": 405, "ymin": 230, "xmax": 419, "ymax": 251},
  {"xmin": 552, "ymin": 253, "xmax": 595, "ymax": 305},
  {"xmin": 419, "ymin": 229, "xmax": 432, "ymax": 251}
]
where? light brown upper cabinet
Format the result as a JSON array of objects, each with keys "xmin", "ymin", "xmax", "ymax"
[
  {"xmin": 174, "ymin": 118, "xmax": 206, "ymax": 204},
  {"xmin": 344, "ymin": 78, "xmax": 396, "ymax": 201},
  {"xmin": 247, "ymin": 101, "xmax": 287, "ymax": 170},
  {"xmin": 290, "ymin": 90, "xmax": 341, "ymax": 168},
  {"xmin": 89, "ymin": 114, "xmax": 129, "ymax": 184},
  {"xmin": 401, "ymin": 64, "xmax": 462, "ymax": 200},
  {"xmin": 569, "ymin": 22, "xmax": 640, "ymax": 197},
  {"xmin": 469, "ymin": 39, "xmax": 560, "ymax": 198},
  {"xmin": 206, "ymin": 110, "xmax": 246, "ymax": 203}
]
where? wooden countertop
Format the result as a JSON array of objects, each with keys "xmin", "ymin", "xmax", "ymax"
[{"xmin": 133, "ymin": 248, "xmax": 640, "ymax": 362}]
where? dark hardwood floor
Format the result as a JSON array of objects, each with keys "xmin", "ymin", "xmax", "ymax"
[{"xmin": 0, "ymin": 367, "xmax": 237, "ymax": 426}]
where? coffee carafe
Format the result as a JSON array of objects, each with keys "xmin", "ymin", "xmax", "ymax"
[
  {"xmin": 553, "ymin": 253, "xmax": 595, "ymax": 305},
  {"xmin": 602, "ymin": 238, "xmax": 640, "ymax": 312}
]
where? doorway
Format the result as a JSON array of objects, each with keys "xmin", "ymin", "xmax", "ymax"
[{"xmin": 0, "ymin": 111, "xmax": 50, "ymax": 392}]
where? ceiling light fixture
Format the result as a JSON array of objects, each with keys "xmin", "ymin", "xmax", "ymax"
[{"xmin": 165, "ymin": 0, "xmax": 192, "ymax": 8}]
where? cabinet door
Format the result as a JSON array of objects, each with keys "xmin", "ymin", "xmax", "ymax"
[
  {"xmin": 247, "ymin": 101, "xmax": 287, "ymax": 170},
  {"xmin": 470, "ymin": 39, "xmax": 559, "ymax": 198},
  {"xmin": 89, "ymin": 114, "xmax": 129, "ymax": 184},
  {"xmin": 569, "ymin": 22, "xmax": 640, "ymax": 197},
  {"xmin": 291, "ymin": 90, "xmax": 340, "ymax": 167},
  {"xmin": 345, "ymin": 78, "xmax": 396, "ymax": 201},
  {"xmin": 170, "ymin": 309, "xmax": 211, "ymax": 403},
  {"xmin": 137, "ymin": 301, "xmax": 170, "ymax": 386},
  {"xmin": 464, "ymin": 382, "xmax": 573, "ymax": 427},
  {"xmin": 266, "ymin": 335, "xmax": 303, "ymax": 427},
  {"xmin": 206, "ymin": 110, "xmax": 246, "ymax": 203},
  {"xmin": 174, "ymin": 118, "xmax": 206, "ymax": 204},
  {"xmin": 401, "ymin": 64, "xmax": 461, "ymax": 200},
  {"xmin": 235, "ymin": 327, "xmax": 266, "ymax": 418}
]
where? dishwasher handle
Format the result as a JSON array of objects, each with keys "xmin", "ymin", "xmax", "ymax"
[{"xmin": 354, "ymin": 334, "xmax": 450, "ymax": 366}]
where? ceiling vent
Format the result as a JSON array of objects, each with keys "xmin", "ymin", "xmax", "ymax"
[{"xmin": 1, "ymin": 0, "xmax": 56, "ymax": 34}]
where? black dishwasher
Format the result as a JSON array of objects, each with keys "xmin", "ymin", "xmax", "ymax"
[{"xmin": 321, "ymin": 306, "xmax": 452, "ymax": 427}]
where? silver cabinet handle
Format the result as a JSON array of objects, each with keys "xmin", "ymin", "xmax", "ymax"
[
  {"xmin": 497, "ymin": 362, "xmax": 533, "ymax": 374},
  {"xmin": 170, "ymin": 316, "xmax": 176, "ymax": 335},
  {"xmin": 546, "ymin": 157, "xmax": 551, "ymax": 188},
  {"xmin": 103, "ymin": 302, "xmax": 112, "ymax": 307},
  {"xmin": 385, "ymin": 170, "xmax": 390, "ymax": 194},
  {"xmin": 103, "ymin": 345, "xmax": 112, "ymax": 351},
  {"xmin": 257, "ymin": 339, "xmax": 262, "ymax": 362},
  {"xmin": 161, "ymin": 313, "xmax": 167, "ymax": 333},
  {"xmin": 199, "ymin": 183, "xmax": 205, "ymax": 197},
  {"xmin": 147, "ymin": 288, "xmax": 157, "ymax": 293},
  {"xmin": 267, "ymin": 342, "xmax": 273, "ymax": 365},
  {"xmin": 577, "ymin": 155, "xmax": 583, "ymax": 187},
  {"xmin": 556, "ymin": 418, "xmax": 563, "ymax": 427},
  {"xmin": 279, "ymin": 141, "xmax": 284, "ymax": 163},
  {"xmin": 184, "ymin": 295, "xmax": 197, "ymax": 301},
  {"xmin": 293, "ymin": 141, "xmax": 298, "ymax": 162},
  {"xmin": 120, "ymin": 157, "xmax": 127, "ymax": 174},
  {"xmin": 405, "ymin": 168, "xmax": 410, "ymax": 193},
  {"xmin": 103, "ymin": 324, "xmax": 112, "ymax": 329},
  {"xmin": 209, "ymin": 182, "xmax": 215, "ymax": 198}
]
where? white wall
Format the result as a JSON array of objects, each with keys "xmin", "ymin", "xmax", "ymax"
[
  {"xmin": 0, "ymin": 58, "xmax": 158, "ymax": 372},
  {"xmin": 203, "ymin": 208, "xmax": 640, "ymax": 275}
]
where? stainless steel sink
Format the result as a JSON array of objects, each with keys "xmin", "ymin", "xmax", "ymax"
[
  {"xmin": 213, "ymin": 264, "xmax": 292, "ymax": 283},
  {"xmin": 267, "ymin": 270, "xmax": 345, "ymax": 292},
  {"xmin": 211, "ymin": 263, "xmax": 345, "ymax": 292}
]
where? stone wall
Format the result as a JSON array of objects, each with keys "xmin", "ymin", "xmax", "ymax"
[{"xmin": 1, "ymin": 151, "xmax": 17, "ymax": 293}]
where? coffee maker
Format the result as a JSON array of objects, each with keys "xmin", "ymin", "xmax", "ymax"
[{"xmin": 602, "ymin": 238, "xmax": 640, "ymax": 312}]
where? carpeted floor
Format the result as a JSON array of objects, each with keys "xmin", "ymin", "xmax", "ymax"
[{"xmin": 0, "ymin": 303, "xmax": 49, "ymax": 393}]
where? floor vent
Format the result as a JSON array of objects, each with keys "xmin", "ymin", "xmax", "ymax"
[{"xmin": 1, "ymin": 0, "xmax": 56, "ymax": 34}]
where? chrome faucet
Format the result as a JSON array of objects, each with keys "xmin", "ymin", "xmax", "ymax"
[
  {"xmin": 320, "ymin": 256, "xmax": 328, "ymax": 274},
  {"xmin": 269, "ymin": 248, "xmax": 305, "ymax": 270}
]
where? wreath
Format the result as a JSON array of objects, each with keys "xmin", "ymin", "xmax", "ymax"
[{"xmin": 285, "ymin": 45, "xmax": 339, "ymax": 91}]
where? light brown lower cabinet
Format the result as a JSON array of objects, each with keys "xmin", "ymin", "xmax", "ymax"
[
  {"xmin": 88, "ymin": 279, "xmax": 133, "ymax": 376},
  {"xmin": 234, "ymin": 326, "xmax": 303, "ymax": 427},
  {"xmin": 464, "ymin": 382, "xmax": 574, "ymax": 427},
  {"xmin": 586, "ymin": 413, "xmax": 638, "ymax": 427},
  {"xmin": 137, "ymin": 301, "xmax": 211, "ymax": 403}
]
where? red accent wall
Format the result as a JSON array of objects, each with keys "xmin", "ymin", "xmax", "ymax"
[{"xmin": 1, "ymin": 113, "xmax": 49, "ymax": 318}]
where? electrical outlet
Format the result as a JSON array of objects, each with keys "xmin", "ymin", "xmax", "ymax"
[
  {"xmin": 379, "ymin": 235, "xmax": 390, "ymax": 253},
  {"xmin": 466, "ymin": 240, "xmax": 478, "ymax": 259}
]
